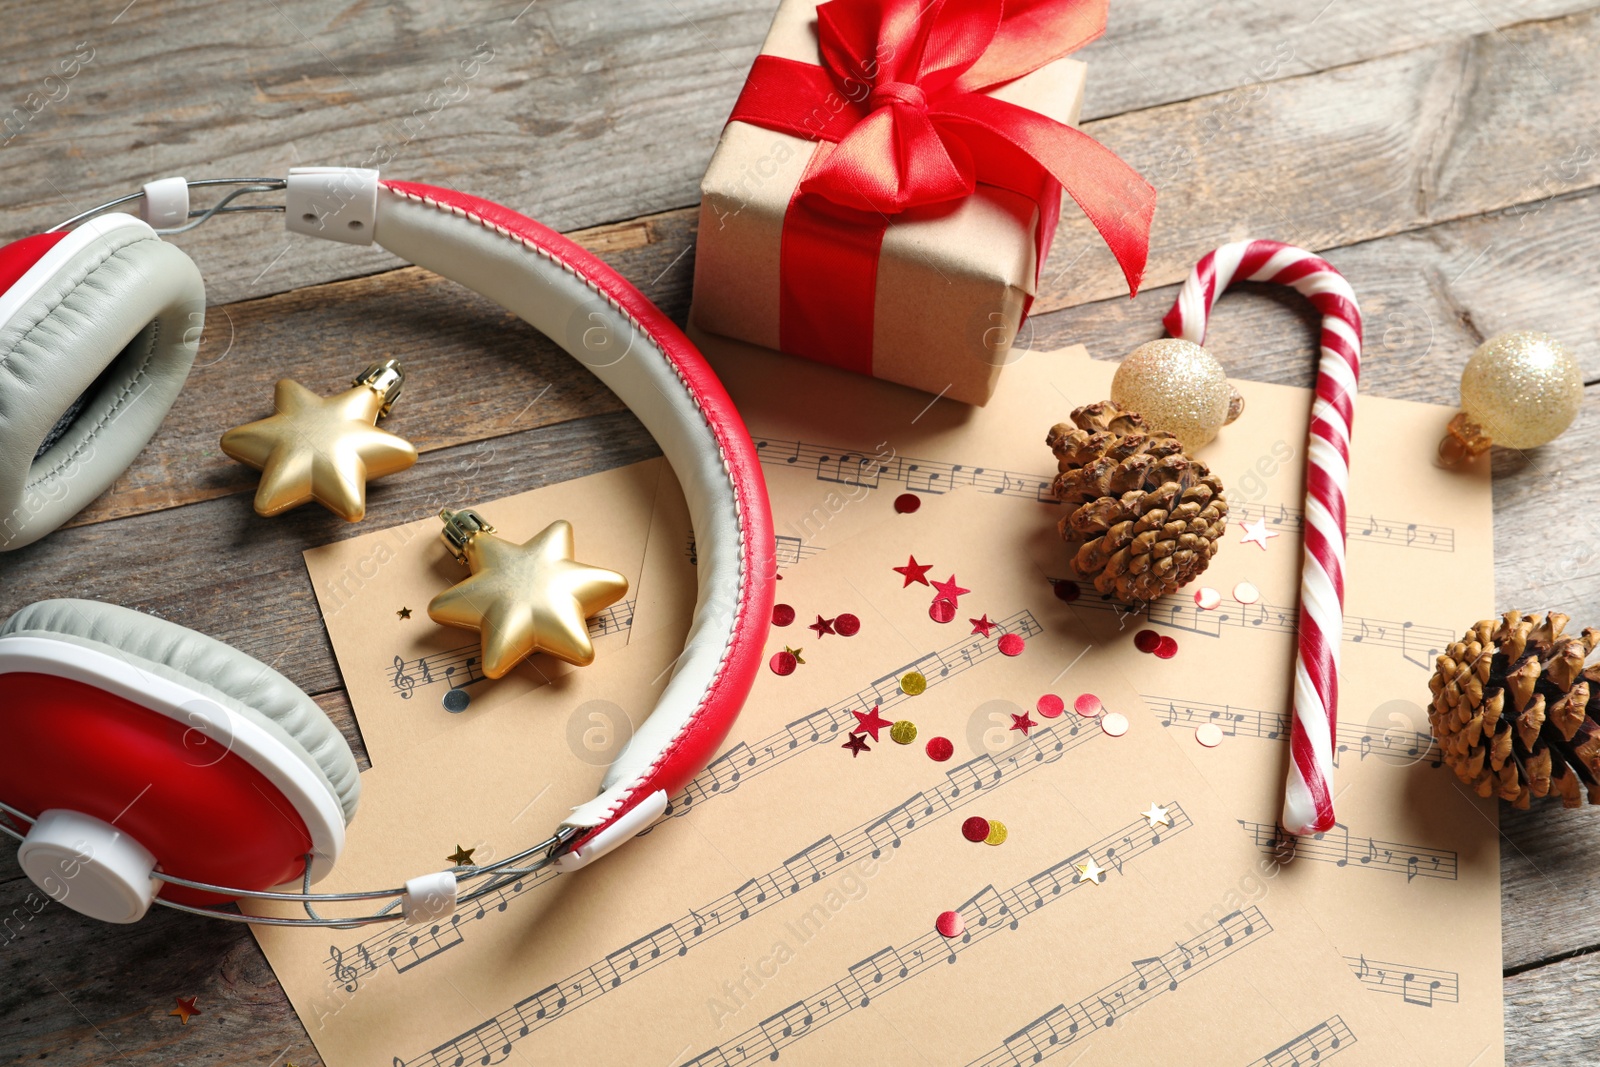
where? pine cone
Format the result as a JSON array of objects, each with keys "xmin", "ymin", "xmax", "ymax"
[
  {"xmin": 1045, "ymin": 401, "xmax": 1228, "ymax": 605},
  {"xmin": 1429, "ymin": 611, "xmax": 1600, "ymax": 809}
]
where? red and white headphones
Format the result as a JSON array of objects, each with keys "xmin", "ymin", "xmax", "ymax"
[{"xmin": 0, "ymin": 169, "xmax": 775, "ymax": 925}]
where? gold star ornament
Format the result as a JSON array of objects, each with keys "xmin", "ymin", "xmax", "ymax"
[
  {"xmin": 220, "ymin": 360, "xmax": 417, "ymax": 522},
  {"xmin": 428, "ymin": 508, "xmax": 628, "ymax": 678}
]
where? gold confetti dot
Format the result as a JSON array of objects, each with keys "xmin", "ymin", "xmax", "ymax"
[
  {"xmin": 890, "ymin": 720, "xmax": 918, "ymax": 745},
  {"xmin": 984, "ymin": 820, "xmax": 1008, "ymax": 846},
  {"xmin": 900, "ymin": 671, "xmax": 927, "ymax": 696}
]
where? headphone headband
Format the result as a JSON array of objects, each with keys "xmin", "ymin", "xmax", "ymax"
[{"xmin": 0, "ymin": 169, "xmax": 776, "ymax": 925}]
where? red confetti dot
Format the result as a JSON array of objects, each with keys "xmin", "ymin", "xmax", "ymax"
[
  {"xmin": 894, "ymin": 493, "xmax": 922, "ymax": 514},
  {"xmin": 1133, "ymin": 629, "xmax": 1161, "ymax": 653},
  {"xmin": 997, "ymin": 633, "xmax": 1025, "ymax": 657},
  {"xmin": 772, "ymin": 603, "xmax": 796, "ymax": 627},
  {"xmin": 1036, "ymin": 694, "xmax": 1065, "ymax": 719},
  {"xmin": 1074, "ymin": 693, "xmax": 1102, "ymax": 717},
  {"xmin": 1154, "ymin": 636, "xmax": 1179, "ymax": 659},
  {"xmin": 929, "ymin": 598, "xmax": 956, "ymax": 623},
  {"xmin": 926, "ymin": 736, "xmax": 954, "ymax": 761},
  {"xmin": 1052, "ymin": 580, "xmax": 1080, "ymax": 602},
  {"xmin": 961, "ymin": 816, "xmax": 991, "ymax": 842},
  {"xmin": 769, "ymin": 651, "xmax": 797, "ymax": 676},
  {"xmin": 833, "ymin": 613, "xmax": 861, "ymax": 636},
  {"xmin": 936, "ymin": 910, "xmax": 966, "ymax": 938}
]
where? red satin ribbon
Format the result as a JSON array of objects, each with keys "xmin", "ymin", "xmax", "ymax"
[{"xmin": 729, "ymin": 0, "xmax": 1155, "ymax": 376}]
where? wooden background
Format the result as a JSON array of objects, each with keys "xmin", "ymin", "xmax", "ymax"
[{"xmin": 2, "ymin": 0, "xmax": 1597, "ymax": 1061}]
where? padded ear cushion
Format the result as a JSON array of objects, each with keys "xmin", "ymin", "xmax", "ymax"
[
  {"xmin": 0, "ymin": 214, "xmax": 204, "ymax": 551},
  {"xmin": 0, "ymin": 599, "xmax": 359, "ymax": 822}
]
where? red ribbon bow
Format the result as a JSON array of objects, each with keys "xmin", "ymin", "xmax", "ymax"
[{"xmin": 728, "ymin": 0, "xmax": 1154, "ymax": 376}]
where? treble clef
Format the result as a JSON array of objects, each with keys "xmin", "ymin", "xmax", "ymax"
[
  {"xmin": 330, "ymin": 944, "xmax": 359, "ymax": 992},
  {"xmin": 391, "ymin": 654, "xmax": 416, "ymax": 700}
]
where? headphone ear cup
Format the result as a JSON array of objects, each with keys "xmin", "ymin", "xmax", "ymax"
[{"xmin": 0, "ymin": 214, "xmax": 204, "ymax": 551}]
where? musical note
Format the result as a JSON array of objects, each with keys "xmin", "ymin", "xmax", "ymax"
[
  {"xmin": 846, "ymin": 947, "xmax": 910, "ymax": 1006},
  {"xmin": 403, "ymin": 804, "xmax": 1190, "ymax": 1067},
  {"xmin": 1151, "ymin": 695, "xmax": 1441, "ymax": 766},
  {"xmin": 960, "ymin": 907, "xmax": 1273, "ymax": 1067},
  {"xmin": 1239, "ymin": 820, "xmax": 1456, "ymax": 880},
  {"xmin": 782, "ymin": 836, "xmax": 843, "ymax": 893},
  {"xmin": 1247, "ymin": 1016, "xmax": 1357, "ymax": 1067},
  {"xmin": 383, "ymin": 600, "xmax": 637, "ymax": 696},
  {"xmin": 1059, "ymin": 584, "xmax": 1457, "ymax": 669},
  {"xmin": 1345, "ymin": 955, "xmax": 1458, "ymax": 1006},
  {"xmin": 747, "ymin": 435, "xmax": 1454, "ymax": 550},
  {"xmin": 341, "ymin": 615, "xmax": 1058, "ymax": 991}
]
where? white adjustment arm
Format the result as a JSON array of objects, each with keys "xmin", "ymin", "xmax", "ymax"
[
  {"xmin": 286, "ymin": 167, "xmax": 379, "ymax": 245},
  {"xmin": 140, "ymin": 176, "xmax": 190, "ymax": 230},
  {"xmin": 401, "ymin": 871, "xmax": 458, "ymax": 925},
  {"xmin": 552, "ymin": 790, "xmax": 669, "ymax": 873}
]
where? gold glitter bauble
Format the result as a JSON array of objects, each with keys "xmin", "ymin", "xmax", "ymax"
[
  {"xmin": 1459, "ymin": 331, "xmax": 1582, "ymax": 449},
  {"xmin": 1110, "ymin": 339, "xmax": 1242, "ymax": 449}
]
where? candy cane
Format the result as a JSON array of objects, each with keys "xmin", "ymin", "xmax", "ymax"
[{"xmin": 1162, "ymin": 240, "xmax": 1362, "ymax": 836}]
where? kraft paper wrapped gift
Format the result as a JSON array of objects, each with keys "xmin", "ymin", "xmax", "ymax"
[{"xmin": 691, "ymin": 0, "xmax": 1154, "ymax": 406}]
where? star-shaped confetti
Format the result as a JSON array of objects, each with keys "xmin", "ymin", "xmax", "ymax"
[
  {"xmin": 396, "ymin": 607, "xmax": 412, "ymax": 620},
  {"xmin": 894, "ymin": 555, "xmax": 933, "ymax": 587},
  {"xmin": 969, "ymin": 614, "xmax": 995, "ymax": 637},
  {"xmin": 1009, "ymin": 712, "xmax": 1037, "ymax": 736},
  {"xmin": 170, "ymin": 996, "xmax": 201, "ymax": 1025},
  {"xmin": 447, "ymin": 845, "xmax": 476, "ymax": 866},
  {"xmin": 786, "ymin": 645, "xmax": 806, "ymax": 665},
  {"xmin": 1238, "ymin": 517, "xmax": 1279, "ymax": 550},
  {"xmin": 931, "ymin": 575, "xmax": 970, "ymax": 603},
  {"xmin": 808, "ymin": 615, "xmax": 836, "ymax": 638},
  {"xmin": 842, "ymin": 734, "xmax": 871, "ymax": 757},
  {"xmin": 852, "ymin": 706, "xmax": 893, "ymax": 741},
  {"xmin": 1075, "ymin": 858, "xmax": 1106, "ymax": 885},
  {"xmin": 1142, "ymin": 803, "xmax": 1172, "ymax": 829}
]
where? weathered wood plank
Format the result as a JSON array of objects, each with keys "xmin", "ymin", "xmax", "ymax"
[
  {"xmin": 0, "ymin": 1, "xmax": 1593, "ymax": 308},
  {"xmin": 29, "ymin": 8, "xmax": 1600, "ymax": 532},
  {"xmin": 63, "ymin": 208, "xmax": 697, "ymax": 529},
  {"xmin": 1034, "ymin": 186, "xmax": 1600, "ymax": 396},
  {"xmin": 1038, "ymin": 8, "xmax": 1600, "ymax": 311},
  {"xmin": 1503, "ymin": 949, "xmax": 1600, "ymax": 1065},
  {"xmin": 0, "ymin": 411, "xmax": 662, "ymax": 700},
  {"xmin": 76, "ymin": 178, "xmax": 1600, "ymax": 531}
]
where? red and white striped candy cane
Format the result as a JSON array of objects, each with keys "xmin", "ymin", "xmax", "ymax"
[{"xmin": 1162, "ymin": 240, "xmax": 1362, "ymax": 836}]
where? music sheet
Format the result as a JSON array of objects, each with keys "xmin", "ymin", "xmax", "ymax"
[
  {"xmin": 627, "ymin": 334, "xmax": 1503, "ymax": 1065},
  {"xmin": 302, "ymin": 458, "xmax": 670, "ymax": 765},
  {"xmin": 259, "ymin": 490, "xmax": 1416, "ymax": 1066}
]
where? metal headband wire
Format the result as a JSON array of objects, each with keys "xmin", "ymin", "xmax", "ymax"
[
  {"xmin": 0, "ymin": 798, "xmax": 579, "ymax": 928},
  {"xmin": 16, "ymin": 175, "xmax": 584, "ymax": 927},
  {"xmin": 45, "ymin": 177, "xmax": 288, "ymax": 236}
]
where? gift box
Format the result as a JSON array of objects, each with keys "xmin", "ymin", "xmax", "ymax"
[{"xmin": 691, "ymin": 0, "xmax": 1154, "ymax": 406}]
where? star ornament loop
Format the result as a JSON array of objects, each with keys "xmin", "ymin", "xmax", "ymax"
[
  {"xmin": 428, "ymin": 512, "xmax": 628, "ymax": 678},
  {"xmin": 220, "ymin": 361, "xmax": 417, "ymax": 522}
]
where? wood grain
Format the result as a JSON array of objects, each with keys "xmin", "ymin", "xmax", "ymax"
[
  {"xmin": 4, "ymin": 0, "xmax": 1600, "ymax": 1062},
  {"xmin": 63, "ymin": 208, "xmax": 698, "ymax": 528},
  {"xmin": 1504, "ymin": 949, "xmax": 1600, "ymax": 1065},
  {"xmin": 0, "ymin": 1, "xmax": 1590, "ymax": 308}
]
